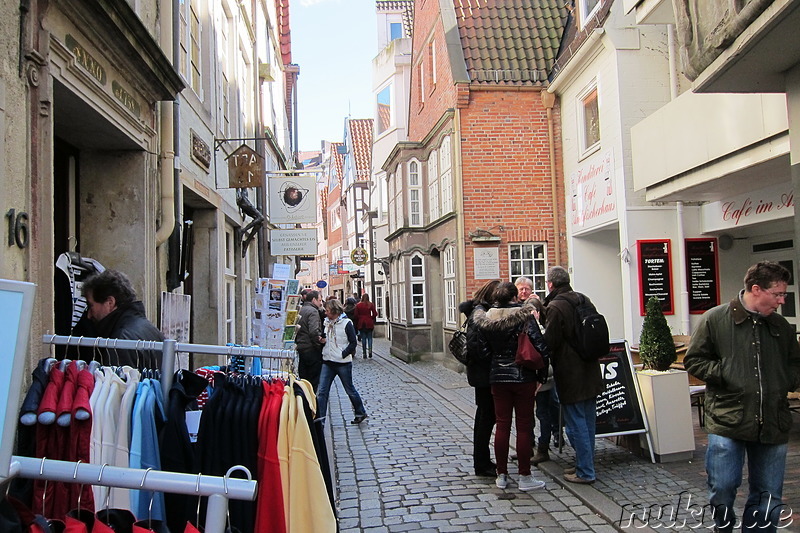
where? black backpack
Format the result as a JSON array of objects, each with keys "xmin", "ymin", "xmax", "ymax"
[{"xmin": 557, "ymin": 292, "xmax": 609, "ymax": 361}]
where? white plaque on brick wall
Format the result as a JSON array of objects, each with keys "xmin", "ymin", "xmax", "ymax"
[{"xmin": 474, "ymin": 247, "xmax": 500, "ymax": 279}]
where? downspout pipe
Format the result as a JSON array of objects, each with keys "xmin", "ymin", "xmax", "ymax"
[
  {"xmin": 676, "ymin": 201, "xmax": 690, "ymax": 334},
  {"xmin": 156, "ymin": 0, "xmax": 176, "ymax": 246},
  {"xmin": 541, "ymin": 90, "xmax": 561, "ymax": 265}
]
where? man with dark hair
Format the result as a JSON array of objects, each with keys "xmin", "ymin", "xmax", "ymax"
[
  {"xmin": 685, "ymin": 261, "xmax": 800, "ymax": 533},
  {"xmin": 543, "ymin": 265, "xmax": 604, "ymax": 484},
  {"xmin": 296, "ymin": 290, "xmax": 325, "ymax": 390},
  {"xmin": 82, "ymin": 269, "xmax": 163, "ymax": 368}
]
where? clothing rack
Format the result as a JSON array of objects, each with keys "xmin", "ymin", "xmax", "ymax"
[
  {"xmin": 42, "ymin": 334, "xmax": 297, "ymax": 401},
  {"xmin": 6, "ymin": 457, "xmax": 256, "ymax": 533},
  {"xmin": 17, "ymin": 334, "xmax": 296, "ymax": 532}
]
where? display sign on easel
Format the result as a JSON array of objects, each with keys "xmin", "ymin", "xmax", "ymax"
[
  {"xmin": 0, "ymin": 280, "xmax": 36, "ymax": 477},
  {"xmin": 595, "ymin": 340, "xmax": 655, "ymax": 464}
]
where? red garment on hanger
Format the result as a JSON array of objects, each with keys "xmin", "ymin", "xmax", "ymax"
[
  {"xmin": 184, "ymin": 522, "xmax": 201, "ymax": 533},
  {"xmin": 56, "ymin": 363, "xmax": 80, "ymax": 425},
  {"xmin": 254, "ymin": 379, "xmax": 286, "ymax": 533},
  {"xmin": 37, "ymin": 364, "xmax": 65, "ymax": 424}
]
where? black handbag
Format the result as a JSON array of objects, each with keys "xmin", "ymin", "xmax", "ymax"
[{"xmin": 448, "ymin": 318, "xmax": 469, "ymax": 365}]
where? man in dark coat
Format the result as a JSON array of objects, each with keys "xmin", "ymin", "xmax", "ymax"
[
  {"xmin": 296, "ymin": 290, "xmax": 325, "ymax": 389},
  {"xmin": 543, "ymin": 266, "xmax": 604, "ymax": 484},
  {"xmin": 82, "ymin": 269, "xmax": 163, "ymax": 368}
]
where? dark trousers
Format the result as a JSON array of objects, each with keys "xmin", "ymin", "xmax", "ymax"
[
  {"xmin": 297, "ymin": 348, "xmax": 323, "ymax": 391},
  {"xmin": 492, "ymin": 382, "xmax": 537, "ymax": 476},
  {"xmin": 473, "ymin": 386, "xmax": 496, "ymax": 471}
]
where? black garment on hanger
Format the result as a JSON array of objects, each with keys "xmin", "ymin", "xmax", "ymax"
[
  {"xmin": 159, "ymin": 370, "xmax": 207, "ymax": 533},
  {"xmin": 0, "ymin": 497, "xmax": 23, "ymax": 533},
  {"xmin": 294, "ymin": 383, "xmax": 337, "ymax": 519}
]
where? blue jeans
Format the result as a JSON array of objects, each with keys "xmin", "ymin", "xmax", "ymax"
[
  {"xmin": 315, "ymin": 361, "xmax": 367, "ymax": 421},
  {"xmin": 562, "ymin": 398, "xmax": 597, "ymax": 480},
  {"xmin": 706, "ymin": 434, "xmax": 788, "ymax": 532},
  {"xmin": 535, "ymin": 387, "xmax": 561, "ymax": 448},
  {"xmin": 360, "ymin": 329, "xmax": 374, "ymax": 355}
]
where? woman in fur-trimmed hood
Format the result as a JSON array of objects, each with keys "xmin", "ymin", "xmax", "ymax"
[{"xmin": 471, "ymin": 281, "xmax": 550, "ymax": 491}]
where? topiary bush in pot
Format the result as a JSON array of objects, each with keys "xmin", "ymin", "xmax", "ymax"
[{"xmin": 639, "ymin": 296, "xmax": 676, "ymax": 371}]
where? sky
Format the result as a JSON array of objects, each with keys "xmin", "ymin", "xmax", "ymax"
[{"xmin": 291, "ymin": 0, "xmax": 378, "ymax": 152}]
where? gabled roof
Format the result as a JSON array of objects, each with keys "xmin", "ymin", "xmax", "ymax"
[
  {"xmin": 276, "ymin": 0, "xmax": 292, "ymax": 65},
  {"xmin": 454, "ymin": 0, "xmax": 568, "ymax": 86},
  {"xmin": 348, "ymin": 118, "xmax": 374, "ymax": 181},
  {"xmin": 331, "ymin": 142, "xmax": 345, "ymax": 189},
  {"xmin": 376, "ymin": 1, "xmax": 415, "ymax": 38}
]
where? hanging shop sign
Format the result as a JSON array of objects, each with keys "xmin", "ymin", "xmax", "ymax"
[
  {"xmin": 685, "ymin": 238, "xmax": 720, "ymax": 314},
  {"xmin": 270, "ymin": 229, "xmax": 317, "ymax": 256},
  {"xmin": 637, "ymin": 240, "xmax": 674, "ymax": 315},
  {"xmin": 350, "ymin": 247, "xmax": 369, "ymax": 266},
  {"xmin": 268, "ymin": 175, "xmax": 317, "ymax": 224},
  {"xmin": 227, "ymin": 144, "xmax": 264, "ymax": 188}
]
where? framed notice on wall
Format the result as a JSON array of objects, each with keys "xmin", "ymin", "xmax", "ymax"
[
  {"xmin": 637, "ymin": 240, "xmax": 674, "ymax": 315},
  {"xmin": 685, "ymin": 238, "xmax": 720, "ymax": 314}
]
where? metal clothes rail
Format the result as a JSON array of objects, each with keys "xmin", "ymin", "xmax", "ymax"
[
  {"xmin": 7, "ymin": 457, "xmax": 256, "ymax": 533},
  {"xmin": 42, "ymin": 334, "xmax": 297, "ymax": 401}
]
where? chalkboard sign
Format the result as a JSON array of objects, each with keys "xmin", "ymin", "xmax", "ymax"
[
  {"xmin": 595, "ymin": 340, "xmax": 647, "ymax": 438},
  {"xmin": 685, "ymin": 238, "xmax": 720, "ymax": 314},
  {"xmin": 637, "ymin": 239, "xmax": 673, "ymax": 315}
]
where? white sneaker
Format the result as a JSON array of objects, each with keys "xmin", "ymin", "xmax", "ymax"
[
  {"xmin": 495, "ymin": 473, "xmax": 509, "ymax": 489},
  {"xmin": 518, "ymin": 474, "xmax": 545, "ymax": 491}
]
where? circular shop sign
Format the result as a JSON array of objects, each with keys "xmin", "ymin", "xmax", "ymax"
[{"xmin": 350, "ymin": 247, "xmax": 369, "ymax": 266}]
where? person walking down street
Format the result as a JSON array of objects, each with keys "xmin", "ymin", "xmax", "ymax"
[
  {"xmin": 355, "ymin": 294, "xmax": 378, "ymax": 358},
  {"xmin": 474, "ymin": 282, "xmax": 550, "ymax": 491},
  {"xmin": 81, "ymin": 269, "xmax": 163, "ymax": 368},
  {"xmin": 684, "ymin": 261, "xmax": 800, "ymax": 533},
  {"xmin": 295, "ymin": 290, "xmax": 325, "ymax": 390},
  {"xmin": 316, "ymin": 299, "xmax": 368, "ymax": 426},
  {"xmin": 543, "ymin": 266, "xmax": 604, "ymax": 485},
  {"xmin": 458, "ymin": 279, "xmax": 501, "ymax": 478}
]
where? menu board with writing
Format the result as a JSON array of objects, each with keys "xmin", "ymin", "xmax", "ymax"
[
  {"xmin": 596, "ymin": 340, "xmax": 647, "ymax": 438},
  {"xmin": 685, "ymin": 238, "xmax": 720, "ymax": 314},
  {"xmin": 637, "ymin": 240, "xmax": 674, "ymax": 315}
]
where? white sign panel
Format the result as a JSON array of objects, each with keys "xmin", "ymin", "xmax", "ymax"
[
  {"xmin": 701, "ymin": 183, "xmax": 794, "ymax": 233},
  {"xmin": 268, "ymin": 175, "xmax": 317, "ymax": 223},
  {"xmin": 474, "ymin": 247, "xmax": 500, "ymax": 279},
  {"xmin": 160, "ymin": 292, "xmax": 191, "ymax": 371},
  {"xmin": 570, "ymin": 149, "xmax": 617, "ymax": 232},
  {"xmin": 270, "ymin": 229, "xmax": 318, "ymax": 255},
  {"xmin": 0, "ymin": 279, "xmax": 36, "ymax": 477}
]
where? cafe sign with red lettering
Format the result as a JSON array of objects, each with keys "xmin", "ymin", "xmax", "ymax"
[{"xmin": 701, "ymin": 183, "xmax": 794, "ymax": 232}]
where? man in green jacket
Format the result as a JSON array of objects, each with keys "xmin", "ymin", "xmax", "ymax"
[{"xmin": 684, "ymin": 261, "xmax": 800, "ymax": 533}]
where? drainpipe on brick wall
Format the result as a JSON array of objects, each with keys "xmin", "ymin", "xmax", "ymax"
[
  {"xmin": 541, "ymin": 90, "xmax": 561, "ymax": 265},
  {"xmin": 156, "ymin": 0, "xmax": 176, "ymax": 246}
]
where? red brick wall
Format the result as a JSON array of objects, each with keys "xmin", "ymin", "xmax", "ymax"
[
  {"xmin": 460, "ymin": 89, "xmax": 566, "ymax": 297},
  {"xmin": 408, "ymin": 0, "xmax": 459, "ymax": 142}
]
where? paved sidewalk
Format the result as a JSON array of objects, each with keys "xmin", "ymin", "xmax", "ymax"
[{"xmin": 324, "ymin": 338, "xmax": 800, "ymax": 532}]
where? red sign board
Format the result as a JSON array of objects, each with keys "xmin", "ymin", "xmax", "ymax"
[{"xmin": 637, "ymin": 240, "xmax": 674, "ymax": 315}]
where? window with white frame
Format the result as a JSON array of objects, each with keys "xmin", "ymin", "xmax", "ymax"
[
  {"xmin": 578, "ymin": 80, "xmax": 600, "ymax": 155},
  {"xmin": 430, "ymin": 41, "xmax": 437, "ymax": 87},
  {"xmin": 440, "ymin": 136, "xmax": 453, "ymax": 214},
  {"xmin": 393, "ymin": 168, "xmax": 404, "ymax": 230},
  {"xmin": 224, "ymin": 227, "xmax": 237, "ymax": 343},
  {"xmin": 390, "ymin": 260, "xmax": 399, "ymax": 321},
  {"xmin": 408, "ymin": 160, "xmax": 421, "ymax": 227},
  {"xmin": 331, "ymin": 204, "xmax": 341, "ymax": 230},
  {"xmin": 238, "ymin": 48, "xmax": 251, "ymax": 136},
  {"xmin": 444, "ymin": 246, "xmax": 457, "ymax": 326},
  {"xmin": 410, "ymin": 254, "xmax": 425, "ymax": 323},
  {"xmin": 375, "ymin": 285, "xmax": 385, "ymax": 319},
  {"xmin": 398, "ymin": 258, "xmax": 407, "ymax": 322},
  {"xmin": 418, "ymin": 60, "xmax": 425, "ymax": 104},
  {"xmin": 219, "ymin": 8, "xmax": 231, "ymax": 136},
  {"xmin": 189, "ymin": 0, "xmax": 202, "ymax": 95},
  {"xmin": 509, "ymin": 243, "xmax": 548, "ymax": 299},
  {"xmin": 428, "ymin": 150, "xmax": 439, "ymax": 221},
  {"xmin": 579, "ymin": 0, "xmax": 602, "ymax": 27},
  {"xmin": 377, "ymin": 85, "xmax": 391, "ymax": 135}
]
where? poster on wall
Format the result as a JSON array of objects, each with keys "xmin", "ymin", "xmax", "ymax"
[
  {"xmin": 685, "ymin": 238, "xmax": 720, "ymax": 314},
  {"xmin": 637, "ymin": 240, "xmax": 674, "ymax": 315}
]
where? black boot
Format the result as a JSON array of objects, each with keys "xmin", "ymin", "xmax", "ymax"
[{"xmin": 532, "ymin": 444, "xmax": 550, "ymax": 465}]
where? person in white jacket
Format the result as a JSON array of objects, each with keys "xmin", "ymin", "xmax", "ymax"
[{"xmin": 315, "ymin": 299, "xmax": 368, "ymax": 425}]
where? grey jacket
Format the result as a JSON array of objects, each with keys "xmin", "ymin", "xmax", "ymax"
[
  {"xmin": 684, "ymin": 295, "xmax": 800, "ymax": 444},
  {"xmin": 295, "ymin": 301, "xmax": 323, "ymax": 352}
]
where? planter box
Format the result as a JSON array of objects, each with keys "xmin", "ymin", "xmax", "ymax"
[{"xmin": 636, "ymin": 369, "xmax": 695, "ymax": 462}]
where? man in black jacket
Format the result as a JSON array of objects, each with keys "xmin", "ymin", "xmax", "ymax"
[{"xmin": 82, "ymin": 269, "xmax": 163, "ymax": 368}]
